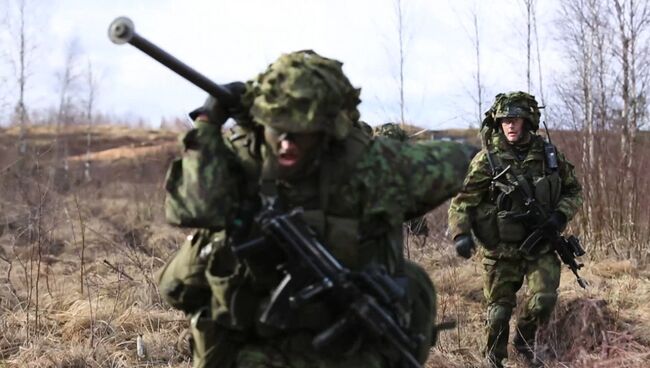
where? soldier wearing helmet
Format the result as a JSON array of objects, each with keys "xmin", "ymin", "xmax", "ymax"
[
  {"xmin": 448, "ymin": 92, "xmax": 583, "ymax": 367},
  {"xmin": 157, "ymin": 50, "xmax": 473, "ymax": 368},
  {"xmin": 374, "ymin": 122, "xmax": 408, "ymax": 142}
]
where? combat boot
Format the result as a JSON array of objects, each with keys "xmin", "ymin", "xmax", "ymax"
[
  {"xmin": 513, "ymin": 333, "xmax": 543, "ymax": 368},
  {"xmin": 485, "ymin": 304, "xmax": 512, "ymax": 366}
]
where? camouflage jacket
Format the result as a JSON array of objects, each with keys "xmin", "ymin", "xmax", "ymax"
[
  {"xmin": 165, "ymin": 121, "xmax": 471, "ymax": 271},
  {"xmin": 160, "ymin": 120, "xmax": 471, "ymax": 365},
  {"xmin": 448, "ymin": 132, "xmax": 582, "ymax": 259}
]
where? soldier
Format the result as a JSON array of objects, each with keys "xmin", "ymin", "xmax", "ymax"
[
  {"xmin": 157, "ymin": 50, "xmax": 472, "ymax": 368},
  {"xmin": 373, "ymin": 122, "xmax": 409, "ymax": 142},
  {"xmin": 447, "ymin": 92, "xmax": 582, "ymax": 368}
]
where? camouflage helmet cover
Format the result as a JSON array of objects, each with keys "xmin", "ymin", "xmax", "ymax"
[
  {"xmin": 245, "ymin": 50, "xmax": 361, "ymax": 140},
  {"xmin": 483, "ymin": 91, "xmax": 541, "ymax": 131},
  {"xmin": 374, "ymin": 122, "xmax": 408, "ymax": 141}
]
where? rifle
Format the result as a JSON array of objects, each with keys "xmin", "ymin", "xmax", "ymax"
[
  {"xmin": 520, "ymin": 228, "xmax": 587, "ymax": 289},
  {"xmin": 107, "ymin": 17, "xmax": 244, "ymax": 114},
  {"xmin": 232, "ymin": 207, "xmax": 424, "ymax": 368},
  {"xmin": 493, "ymin": 165, "xmax": 588, "ymax": 288}
]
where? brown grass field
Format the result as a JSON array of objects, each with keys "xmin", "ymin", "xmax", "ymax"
[{"xmin": 0, "ymin": 125, "xmax": 648, "ymax": 368}]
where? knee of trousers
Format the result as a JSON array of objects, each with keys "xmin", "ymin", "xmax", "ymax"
[
  {"xmin": 487, "ymin": 303, "xmax": 513, "ymax": 328},
  {"xmin": 527, "ymin": 292, "xmax": 557, "ymax": 320}
]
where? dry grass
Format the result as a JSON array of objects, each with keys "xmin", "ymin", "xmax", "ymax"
[
  {"xmin": 0, "ymin": 125, "xmax": 190, "ymax": 367},
  {"xmin": 1, "ymin": 125, "xmax": 649, "ymax": 368},
  {"xmin": 409, "ymin": 227, "xmax": 650, "ymax": 368}
]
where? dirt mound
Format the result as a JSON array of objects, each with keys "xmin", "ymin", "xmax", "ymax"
[
  {"xmin": 538, "ymin": 297, "xmax": 648, "ymax": 366},
  {"xmin": 67, "ymin": 142, "xmax": 177, "ymax": 163}
]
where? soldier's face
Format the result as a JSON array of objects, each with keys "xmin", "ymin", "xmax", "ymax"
[
  {"xmin": 501, "ymin": 117, "xmax": 525, "ymax": 143},
  {"xmin": 264, "ymin": 127, "xmax": 324, "ymax": 175}
]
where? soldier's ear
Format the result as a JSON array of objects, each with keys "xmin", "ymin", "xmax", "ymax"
[{"xmin": 524, "ymin": 120, "xmax": 533, "ymax": 131}]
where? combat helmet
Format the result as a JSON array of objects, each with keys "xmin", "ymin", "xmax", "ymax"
[
  {"xmin": 374, "ymin": 122, "xmax": 408, "ymax": 141},
  {"xmin": 245, "ymin": 50, "xmax": 361, "ymax": 140},
  {"xmin": 482, "ymin": 91, "xmax": 541, "ymax": 131}
]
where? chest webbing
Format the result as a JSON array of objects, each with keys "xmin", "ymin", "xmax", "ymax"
[{"xmin": 484, "ymin": 139, "xmax": 559, "ymax": 206}]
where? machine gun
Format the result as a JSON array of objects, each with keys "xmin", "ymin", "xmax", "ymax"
[
  {"xmin": 107, "ymin": 17, "xmax": 245, "ymax": 117},
  {"xmin": 493, "ymin": 166, "xmax": 588, "ymax": 288},
  {"xmin": 232, "ymin": 207, "xmax": 424, "ymax": 368}
]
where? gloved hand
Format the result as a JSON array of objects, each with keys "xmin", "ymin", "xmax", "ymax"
[
  {"xmin": 197, "ymin": 95, "xmax": 228, "ymax": 125},
  {"xmin": 190, "ymin": 81, "xmax": 248, "ymax": 126},
  {"xmin": 543, "ymin": 211, "xmax": 567, "ymax": 233},
  {"xmin": 454, "ymin": 234, "xmax": 475, "ymax": 259}
]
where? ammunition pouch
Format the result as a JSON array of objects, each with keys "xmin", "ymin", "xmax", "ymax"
[
  {"xmin": 302, "ymin": 210, "xmax": 366, "ymax": 270},
  {"xmin": 156, "ymin": 230, "xmax": 216, "ymax": 313},
  {"xmin": 471, "ymin": 202, "xmax": 499, "ymax": 249},
  {"xmin": 496, "ymin": 210, "xmax": 528, "ymax": 243},
  {"xmin": 533, "ymin": 172, "xmax": 562, "ymax": 211},
  {"xmin": 205, "ymin": 242, "xmax": 261, "ymax": 330}
]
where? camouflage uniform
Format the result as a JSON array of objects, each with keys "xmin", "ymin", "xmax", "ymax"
[
  {"xmin": 447, "ymin": 92, "xmax": 582, "ymax": 367},
  {"xmin": 158, "ymin": 50, "xmax": 472, "ymax": 368},
  {"xmin": 373, "ymin": 123, "xmax": 429, "ymax": 236},
  {"xmin": 373, "ymin": 123, "xmax": 408, "ymax": 142}
]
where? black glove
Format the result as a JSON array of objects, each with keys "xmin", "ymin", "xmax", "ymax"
[
  {"xmin": 543, "ymin": 211, "xmax": 567, "ymax": 233},
  {"xmin": 189, "ymin": 82, "xmax": 248, "ymax": 126},
  {"xmin": 454, "ymin": 234, "xmax": 475, "ymax": 259}
]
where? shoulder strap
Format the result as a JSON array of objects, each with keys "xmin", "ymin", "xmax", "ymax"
[
  {"xmin": 485, "ymin": 150, "xmax": 498, "ymax": 177},
  {"xmin": 259, "ymin": 158, "xmax": 280, "ymax": 210}
]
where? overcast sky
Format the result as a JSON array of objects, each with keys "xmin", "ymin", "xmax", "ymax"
[{"xmin": 0, "ymin": 0, "xmax": 565, "ymax": 129}]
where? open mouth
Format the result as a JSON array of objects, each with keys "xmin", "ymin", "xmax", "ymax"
[{"xmin": 278, "ymin": 150, "xmax": 300, "ymax": 166}]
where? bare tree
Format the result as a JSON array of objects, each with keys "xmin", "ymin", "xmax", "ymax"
[
  {"xmin": 2, "ymin": 0, "xmax": 38, "ymax": 155},
  {"xmin": 395, "ymin": 0, "xmax": 407, "ymax": 127},
  {"xmin": 523, "ymin": 0, "xmax": 534, "ymax": 93},
  {"xmin": 56, "ymin": 38, "xmax": 82, "ymax": 127},
  {"xmin": 591, "ymin": 0, "xmax": 616, "ymax": 244},
  {"xmin": 556, "ymin": 0, "xmax": 611, "ymax": 246},
  {"xmin": 532, "ymin": 0, "xmax": 546, "ymax": 105},
  {"xmin": 83, "ymin": 58, "xmax": 100, "ymax": 182},
  {"xmin": 15, "ymin": 0, "xmax": 28, "ymax": 155},
  {"xmin": 556, "ymin": 0, "xmax": 650, "ymax": 256},
  {"xmin": 452, "ymin": 0, "xmax": 483, "ymax": 128},
  {"xmin": 53, "ymin": 37, "xmax": 83, "ymax": 189},
  {"xmin": 472, "ymin": 8, "xmax": 483, "ymax": 127},
  {"xmin": 612, "ymin": 0, "xmax": 650, "ymax": 242}
]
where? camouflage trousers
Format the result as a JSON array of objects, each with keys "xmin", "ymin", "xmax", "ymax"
[{"xmin": 481, "ymin": 252, "xmax": 560, "ymax": 363}]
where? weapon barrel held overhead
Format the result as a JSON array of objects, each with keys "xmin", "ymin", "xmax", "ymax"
[{"xmin": 107, "ymin": 16, "xmax": 240, "ymax": 109}]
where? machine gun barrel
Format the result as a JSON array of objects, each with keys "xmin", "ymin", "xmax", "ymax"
[{"xmin": 108, "ymin": 16, "xmax": 240, "ymax": 109}]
